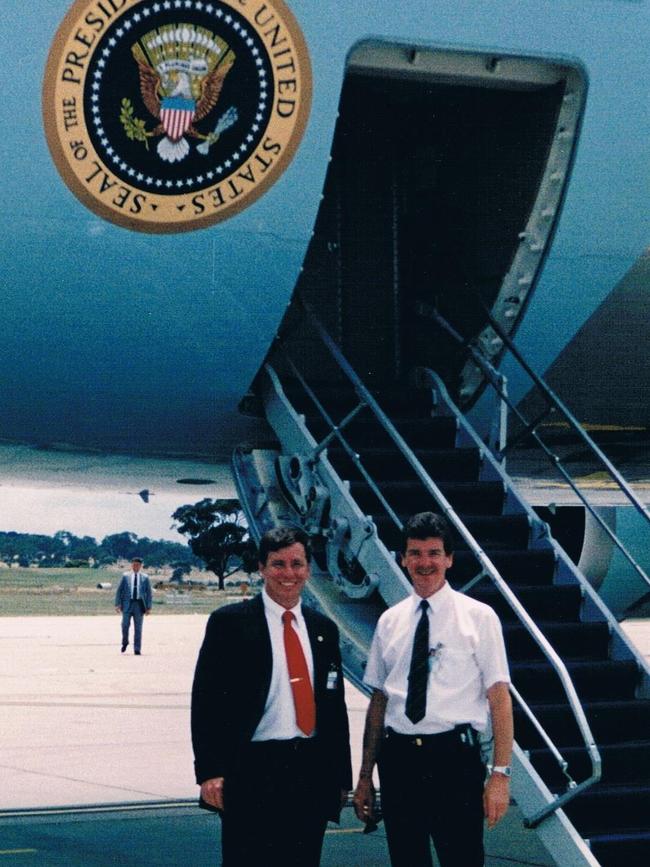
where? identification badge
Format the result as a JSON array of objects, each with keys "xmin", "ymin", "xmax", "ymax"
[
  {"xmin": 428, "ymin": 642, "xmax": 444, "ymax": 672},
  {"xmin": 326, "ymin": 666, "xmax": 339, "ymax": 690}
]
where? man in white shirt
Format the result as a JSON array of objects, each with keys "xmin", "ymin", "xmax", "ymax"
[
  {"xmin": 192, "ymin": 526, "xmax": 352, "ymax": 867},
  {"xmin": 114, "ymin": 556, "xmax": 152, "ymax": 655},
  {"xmin": 353, "ymin": 512, "xmax": 513, "ymax": 867}
]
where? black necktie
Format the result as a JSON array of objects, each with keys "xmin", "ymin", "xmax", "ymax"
[
  {"xmin": 405, "ymin": 599, "xmax": 430, "ymax": 724},
  {"xmin": 132, "ymin": 573, "xmax": 138, "ymax": 601}
]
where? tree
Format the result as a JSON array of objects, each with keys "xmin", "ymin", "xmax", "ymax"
[
  {"xmin": 100, "ymin": 532, "xmax": 139, "ymax": 562},
  {"xmin": 172, "ymin": 498, "xmax": 253, "ymax": 590},
  {"xmin": 240, "ymin": 541, "xmax": 259, "ymax": 577},
  {"xmin": 66, "ymin": 534, "xmax": 99, "ymax": 564}
]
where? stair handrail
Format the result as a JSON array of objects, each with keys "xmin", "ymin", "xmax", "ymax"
[
  {"xmin": 266, "ymin": 353, "xmax": 578, "ymax": 791},
  {"xmin": 484, "ymin": 308, "xmax": 650, "ymax": 520},
  {"xmin": 425, "ymin": 305, "xmax": 650, "ymax": 595},
  {"xmin": 273, "ymin": 345, "xmax": 405, "ymax": 531},
  {"xmin": 297, "ymin": 298, "xmax": 601, "ymax": 826}
]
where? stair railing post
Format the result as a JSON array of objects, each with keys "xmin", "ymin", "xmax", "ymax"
[{"xmin": 487, "ymin": 370, "xmax": 509, "ymax": 466}]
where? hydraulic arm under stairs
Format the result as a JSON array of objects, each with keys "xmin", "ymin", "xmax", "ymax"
[{"xmin": 233, "ymin": 316, "xmax": 650, "ymax": 867}]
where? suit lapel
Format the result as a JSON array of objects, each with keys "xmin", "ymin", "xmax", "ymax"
[
  {"xmin": 248, "ymin": 594, "xmax": 273, "ymax": 700},
  {"xmin": 304, "ymin": 606, "xmax": 327, "ymax": 694}
]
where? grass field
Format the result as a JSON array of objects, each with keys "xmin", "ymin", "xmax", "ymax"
[{"xmin": 0, "ymin": 565, "xmax": 251, "ymax": 616}]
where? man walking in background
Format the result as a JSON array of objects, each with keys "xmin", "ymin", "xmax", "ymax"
[{"xmin": 115, "ymin": 556, "xmax": 152, "ymax": 655}]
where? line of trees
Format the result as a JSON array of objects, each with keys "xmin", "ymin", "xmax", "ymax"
[
  {"xmin": 1, "ymin": 498, "xmax": 260, "ymax": 589},
  {"xmin": 0, "ymin": 530, "xmax": 201, "ymax": 570}
]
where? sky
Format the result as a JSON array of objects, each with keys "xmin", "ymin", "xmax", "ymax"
[
  {"xmin": 0, "ymin": 486, "xmax": 208, "ymax": 543},
  {"xmin": 0, "ymin": 445, "xmax": 235, "ymax": 543}
]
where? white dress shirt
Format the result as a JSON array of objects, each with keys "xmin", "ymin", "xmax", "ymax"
[
  {"xmin": 252, "ymin": 588, "xmax": 316, "ymax": 741},
  {"xmin": 364, "ymin": 581, "xmax": 510, "ymax": 734},
  {"xmin": 127, "ymin": 571, "xmax": 141, "ymax": 599}
]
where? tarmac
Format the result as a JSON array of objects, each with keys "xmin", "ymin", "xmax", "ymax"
[{"xmin": 1, "ymin": 613, "xmax": 649, "ymax": 865}]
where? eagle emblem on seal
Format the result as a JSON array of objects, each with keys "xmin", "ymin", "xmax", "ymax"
[{"xmin": 120, "ymin": 24, "xmax": 238, "ymax": 163}]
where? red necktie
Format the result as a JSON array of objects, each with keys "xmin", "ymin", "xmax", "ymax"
[{"xmin": 282, "ymin": 610, "xmax": 316, "ymax": 736}]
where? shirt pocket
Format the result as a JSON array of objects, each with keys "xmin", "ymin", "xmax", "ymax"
[{"xmin": 434, "ymin": 646, "xmax": 479, "ymax": 687}]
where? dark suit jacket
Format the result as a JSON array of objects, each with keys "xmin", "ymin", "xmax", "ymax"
[
  {"xmin": 114, "ymin": 572, "xmax": 152, "ymax": 610},
  {"xmin": 191, "ymin": 593, "xmax": 352, "ymax": 820}
]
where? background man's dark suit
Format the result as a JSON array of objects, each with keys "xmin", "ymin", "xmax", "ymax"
[
  {"xmin": 114, "ymin": 560, "xmax": 152, "ymax": 654},
  {"xmin": 192, "ymin": 592, "xmax": 352, "ymax": 865}
]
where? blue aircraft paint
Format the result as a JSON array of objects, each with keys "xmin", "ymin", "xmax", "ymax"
[{"xmin": 1, "ymin": 0, "xmax": 648, "ymax": 456}]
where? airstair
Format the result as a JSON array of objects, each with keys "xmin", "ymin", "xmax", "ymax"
[{"xmin": 233, "ymin": 300, "xmax": 650, "ymax": 867}]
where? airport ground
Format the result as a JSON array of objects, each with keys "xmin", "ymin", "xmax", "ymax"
[
  {"xmin": 0, "ymin": 566, "xmax": 229, "ymax": 617},
  {"xmin": 1, "ymin": 614, "xmax": 648, "ymax": 866}
]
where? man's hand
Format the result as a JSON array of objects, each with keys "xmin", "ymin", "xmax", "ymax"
[
  {"xmin": 115, "ymin": 606, "xmax": 121, "ymax": 613},
  {"xmin": 483, "ymin": 772, "xmax": 510, "ymax": 829},
  {"xmin": 200, "ymin": 777, "xmax": 225, "ymax": 811},
  {"xmin": 353, "ymin": 776, "xmax": 376, "ymax": 823},
  {"xmin": 145, "ymin": 609, "xmax": 151, "ymax": 616}
]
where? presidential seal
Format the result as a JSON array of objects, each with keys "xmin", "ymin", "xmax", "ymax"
[{"xmin": 43, "ymin": 0, "xmax": 311, "ymax": 233}]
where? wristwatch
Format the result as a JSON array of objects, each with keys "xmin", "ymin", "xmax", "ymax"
[{"xmin": 489, "ymin": 765, "xmax": 512, "ymax": 778}]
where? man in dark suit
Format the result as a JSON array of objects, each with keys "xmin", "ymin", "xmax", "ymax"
[
  {"xmin": 191, "ymin": 526, "xmax": 352, "ymax": 867},
  {"xmin": 114, "ymin": 556, "xmax": 152, "ymax": 655}
]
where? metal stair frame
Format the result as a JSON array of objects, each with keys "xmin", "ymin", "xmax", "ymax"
[
  {"xmin": 233, "ymin": 311, "xmax": 650, "ymax": 866},
  {"xmin": 424, "ymin": 304, "xmax": 650, "ymax": 597},
  {"xmin": 262, "ymin": 364, "xmax": 412, "ymax": 613},
  {"xmin": 419, "ymin": 366, "xmax": 650, "ymax": 692},
  {"xmin": 233, "ymin": 367, "xmax": 602, "ymax": 865}
]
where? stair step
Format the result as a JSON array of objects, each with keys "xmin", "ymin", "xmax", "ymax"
[
  {"xmin": 514, "ymin": 700, "xmax": 650, "ymax": 748},
  {"xmin": 306, "ymin": 414, "xmax": 459, "ymax": 450},
  {"xmin": 589, "ymin": 830, "xmax": 650, "ymax": 867},
  {"xmin": 469, "ymin": 583, "xmax": 583, "ymax": 623},
  {"xmin": 284, "ymin": 383, "xmax": 437, "ymax": 419},
  {"xmin": 510, "ymin": 659, "xmax": 639, "ymax": 703},
  {"xmin": 373, "ymin": 513, "xmax": 531, "ymax": 553},
  {"xmin": 349, "ymin": 480, "xmax": 506, "ymax": 517},
  {"xmin": 449, "ymin": 548, "xmax": 557, "ymax": 586},
  {"xmin": 452, "ymin": 515, "xmax": 532, "ymax": 550},
  {"xmin": 327, "ymin": 445, "xmax": 482, "ymax": 483},
  {"xmin": 564, "ymin": 783, "xmax": 650, "ymax": 836},
  {"xmin": 528, "ymin": 741, "xmax": 650, "ymax": 788},
  {"xmin": 503, "ymin": 621, "xmax": 611, "ymax": 662}
]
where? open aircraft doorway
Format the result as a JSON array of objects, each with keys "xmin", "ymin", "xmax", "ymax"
[{"xmin": 287, "ymin": 41, "xmax": 585, "ymax": 408}]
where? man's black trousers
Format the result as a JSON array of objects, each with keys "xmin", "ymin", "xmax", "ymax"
[
  {"xmin": 378, "ymin": 726, "xmax": 486, "ymax": 867},
  {"xmin": 219, "ymin": 738, "xmax": 330, "ymax": 867}
]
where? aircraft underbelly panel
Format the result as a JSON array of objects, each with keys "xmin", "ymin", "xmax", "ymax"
[{"xmin": 1, "ymin": 1, "xmax": 648, "ymax": 455}]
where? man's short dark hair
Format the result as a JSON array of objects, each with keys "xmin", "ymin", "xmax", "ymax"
[
  {"xmin": 132, "ymin": 557, "xmax": 143, "ymax": 563},
  {"xmin": 403, "ymin": 512, "xmax": 454, "ymax": 555},
  {"xmin": 258, "ymin": 526, "xmax": 312, "ymax": 566}
]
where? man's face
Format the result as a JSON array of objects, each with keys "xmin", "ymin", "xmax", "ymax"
[
  {"xmin": 132, "ymin": 560, "xmax": 142, "ymax": 573},
  {"xmin": 260, "ymin": 542, "xmax": 310, "ymax": 609},
  {"xmin": 402, "ymin": 536, "xmax": 453, "ymax": 598}
]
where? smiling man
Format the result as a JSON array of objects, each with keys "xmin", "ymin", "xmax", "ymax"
[
  {"xmin": 353, "ymin": 512, "xmax": 513, "ymax": 867},
  {"xmin": 191, "ymin": 526, "xmax": 352, "ymax": 867}
]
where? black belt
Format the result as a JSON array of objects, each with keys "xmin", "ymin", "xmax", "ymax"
[
  {"xmin": 248, "ymin": 736, "xmax": 318, "ymax": 753},
  {"xmin": 385, "ymin": 723, "xmax": 478, "ymax": 748}
]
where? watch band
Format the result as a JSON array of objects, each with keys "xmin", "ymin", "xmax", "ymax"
[{"xmin": 489, "ymin": 764, "xmax": 512, "ymax": 777}]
